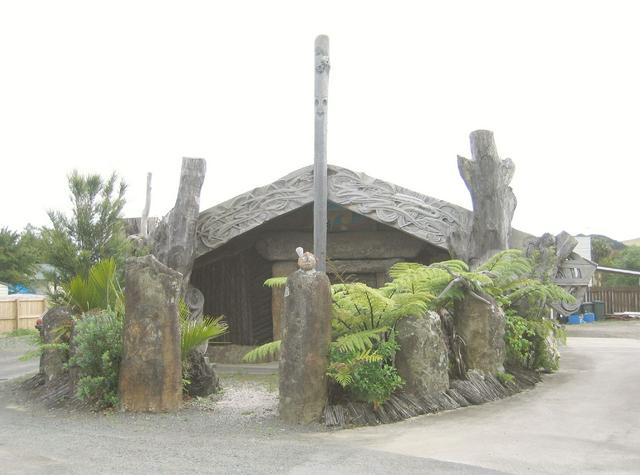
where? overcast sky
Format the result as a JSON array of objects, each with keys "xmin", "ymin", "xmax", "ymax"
[{"xmin": 1, "ymin": 1, "xmax": 638, "ymax": 241}]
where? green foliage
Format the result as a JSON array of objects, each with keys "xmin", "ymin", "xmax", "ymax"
[
  {"xmin": 602, "ymin": 246, "xmax": 640, "ymax": 286},
  {"xmin": 496, "ymin": 371, "xmax": 515, "ymax": 385},
  {"xmin": 4, "ymin": 328, "xmax": 39, "ymax": 338},
  {"xmin": 591, "ymin": 237, "xmax": 613, "ymax": 264},
  {"xmin": 68, "ymin": 310, "xmax": 123, "ymax": 408},
  {"xmin": 41, "ymin": 171, "xmax": 129, "ymax": 288},
  {"xmin": 179, "ymin": 299, "xmax": 228, "ymax": 361},
  {"xmin": 242, "ymin": 340, "xmax": 281, "ymax": 363},
  {"xmin": 0, "ymin": 226, "xmax": 42, "ymax": 286},
  {"xmin": 263, "ymin": 277, "xmax": 287, "ymax": 288},
  {"xmin": 63, "ymin": 258, "xmax": 124, "ymax": 316},
  {"xmin": 327, "ymin": 335, "xmax": 403, "ymax": 407},
  {"xmin": 331, "ymin": 282, "xmax": 429, "ymax": 336},
  {"xmin": 332, "ymin": 327, "xmax": 388, "ymax": 353},
  {"xmin": 505, "ymin": 315, "xmax": 562, "ymax": 371}
]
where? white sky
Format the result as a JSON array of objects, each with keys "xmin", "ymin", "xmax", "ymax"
[{"xmin": 1, "ymin": 1, "xmax": 638, "ymax": 241}]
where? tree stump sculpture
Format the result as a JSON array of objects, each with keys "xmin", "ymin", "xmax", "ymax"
[
  {"xmin": 448, "ymin": 130, "xmax": 514, "ymax": 375},
  {"xmin": 448, "ymin": 130, "xmax": 516, "ymax": 269}
]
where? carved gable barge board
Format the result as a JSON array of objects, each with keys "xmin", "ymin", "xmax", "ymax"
[{"xmin": 196, "ymin": 165, "xmax": 480, "ymax": 258}]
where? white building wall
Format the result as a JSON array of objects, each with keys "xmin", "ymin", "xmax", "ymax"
[
  {"xmin": 0, "ymin": 283, "xmax": 8, "ymax": 297},
  {"xmin": 574, "ymin": 236, "xmax": 592, "ymax": 261}
]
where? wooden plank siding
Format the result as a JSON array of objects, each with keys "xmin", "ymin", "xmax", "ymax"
[
  {"xmin": 191, "ymin": 247, "xmax": 273, "ymax": 346},
  {"xmin": 0, "ymin": 297, "xmax": 47, "ymax": 334},
  {"xmin": 586, "ymin": 287, "xmax": 640, "ymax": 315}
]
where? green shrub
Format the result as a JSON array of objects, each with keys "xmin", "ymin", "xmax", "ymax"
[
  {"xmin": 327, "ymin": 335, "xmax": 404, "ymax": 407},
  {"xmin": 505, "ymin": 315, "xmax": 563, "ymax": 371},
  {"xmin": 68, "ymin": 310, "xmax": 123, "ymax": 408}
]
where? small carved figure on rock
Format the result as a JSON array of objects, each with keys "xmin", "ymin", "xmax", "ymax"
[{"xmin": 296, "ymin": 247, "xmax": 317, "ymax": 272}]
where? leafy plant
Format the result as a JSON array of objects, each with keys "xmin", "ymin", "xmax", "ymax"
[
  {"xmin": 68, "ymin": 310, "xmax": 123, "ymax": 408},
  {"xmin": 63, "ymin": 258, "xmax": 124, "ymax": 316},
  {"xmin": 41, "ymin": 171, "xmax": 129, "ymax": 290},
  {"xmin": 327, "ymin": 335, "xmax": 403, "ymax": 407},
  {"xmin": 505, "ymin": 314, "xmax": 563, "ymax": 371},
  {"xmin": 179, "ymin": 299, "xmax": 228, "ymax": 360},
  {"xmin": 242, "ymin": 340, "xmax": 281, "ymax": 363}
]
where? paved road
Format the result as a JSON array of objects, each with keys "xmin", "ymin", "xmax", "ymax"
[
  {"xmin": 1, "ymin": 322, "xmax": 639, "ymax": 474},
  {"xmin": 322, "ymin": 321, "xmax": 640, "ymax": 474},
  {"xmin": 0, "ymin": 337, "xmax": 38, "ymax": 382}
]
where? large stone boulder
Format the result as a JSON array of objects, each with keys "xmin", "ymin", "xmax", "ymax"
[
  {"xmin": 454, "ymin": 295, "xmax": 505, "ymax": 375},
  {"xmin": 279, "ymin": 268, "xmax": 332, "ymax": 424},
  {"xmin": 119, "ymin": 255, "xmax": 183, "ymax": 412},
  {"xmin": 39, "ymin": 306, "xmax": 74, "ymax": 383},
  {"xmin": 395, "ymin": 312, "xmax": 449, "ymax": 395}
]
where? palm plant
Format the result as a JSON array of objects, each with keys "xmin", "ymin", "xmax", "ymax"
[
  {"xmin": 63, "ymin": 258, "xmax": 124, "ymax": 316},
  {"xmin": 178, "ymin": 300, "xmax": 228, "ymax": 361}
]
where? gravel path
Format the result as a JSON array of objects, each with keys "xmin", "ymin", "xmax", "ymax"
[
  {"xmin": 0, "ymin": 361, "xmax": 496, "ymax": 474},
  {"xmin": 5, "ymin": 323, "xmax": 638, "ymax": 474}
]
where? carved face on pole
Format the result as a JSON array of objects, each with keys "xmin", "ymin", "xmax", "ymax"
[{"xmin": 315, "ymin": 96, "xmax": 328, "ymax": 118}]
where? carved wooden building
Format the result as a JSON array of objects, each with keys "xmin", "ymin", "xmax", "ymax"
[{"xmin": 190, "ymin": 164, "xmax": 534, "ymax": 346}]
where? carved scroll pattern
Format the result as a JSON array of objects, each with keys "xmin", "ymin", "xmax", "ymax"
[
  {"xmin": 196, "ymin": 165, "xmax": 465, "ymax": 255},
  {"xmin": 197, "ymin": 169, "xmax": 314, "ymax": 251},
  {"xmin": 328, "ymin": 167, "xmax": 461, "ymax": 246}
]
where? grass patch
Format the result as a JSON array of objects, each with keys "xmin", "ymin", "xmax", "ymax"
[{"xmin": 2, "ymin": 328, "xmax": 39, "ymax": 338}]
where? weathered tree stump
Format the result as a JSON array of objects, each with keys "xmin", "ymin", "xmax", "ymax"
[
  {"xmin": 279, "ymin": 263, "xmax": 332, "ymax": 424},
  {"xmin": 395, "ymin": 312, "xmax": 449, "ymax": 395},
  {"xmin": 119, "ymin": 255, "xmax": 182, "ymax": 412},
  {"xmin": 449, "ymin": 130, "xmax": 516, "ymax": 269},
  {"xmin": 151, "ymin": 157, "xmax": 206, "ymax": 296}
]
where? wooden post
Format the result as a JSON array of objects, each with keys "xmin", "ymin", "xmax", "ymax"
[{"xmin": 313, "ymin": 35, "xmax": 330, "ymax": 272}]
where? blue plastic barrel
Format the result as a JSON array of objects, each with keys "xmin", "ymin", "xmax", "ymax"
[
  {"xmin": 568, "ymin": 314, "xmax": 582, "ymax": 324},
  {"xmin": 583, "ymin": 312, "xmax": 595, "ymax": 323}
]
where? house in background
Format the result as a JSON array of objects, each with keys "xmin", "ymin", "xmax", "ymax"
[
  {"xmin": 189, "ymin": 164, "xmax": 533, "ymax": 346},
  {"xmin": 0, "ymin": 282, "xmax": 8, "ymax": 297}
]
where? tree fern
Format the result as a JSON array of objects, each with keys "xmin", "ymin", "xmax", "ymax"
[
  {"xmin": 242, "ymin": 340, "xmax": 282, "ymax": 363},
  {"xmin": 264, "ymin": 277, "xmax": 287, "ymax": 288},
  {"xmin": 331, "ymin": 327, "xmax": 388, "ymax": 353}
]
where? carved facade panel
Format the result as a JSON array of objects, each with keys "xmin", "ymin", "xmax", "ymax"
[
  {"xmin": 327, "ymin": 166, "xmax": 464, "ymax": 248},
  {"xmin": 196, "ymin": 165, "xmax": 468, "ymax": 258}
]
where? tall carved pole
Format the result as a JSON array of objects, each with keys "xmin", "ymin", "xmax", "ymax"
[{"xmin": 313, "ymin": 35, "xmax": 330, "ymax": 272}]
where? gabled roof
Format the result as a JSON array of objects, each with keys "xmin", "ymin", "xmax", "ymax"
[{"xmin": 195, "ymin": 164, "xmax": 472, "ymax": 258}]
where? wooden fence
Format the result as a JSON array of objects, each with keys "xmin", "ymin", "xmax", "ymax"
[
  {"xmin": 586, "ymin": 287, "xmax": 640, "ymax": 315},
  {"xmin": 0, "ymin": 296, "xmax": 48, "ymax": 334}
]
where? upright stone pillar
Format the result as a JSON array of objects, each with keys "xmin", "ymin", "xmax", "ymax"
[
  {"xmin": 395, "ymin": 312, "xmax": 450, "ymax": 395},
  {"xmin": 119, "ymin": 255, "xmax": 183, "ymax": 412},
  {"xmin": 279, "ymin": 250, "xmax": 332, "ymax": 424},
  {"xmin": 454, "ymin": 296, "xmax": 506, "ymax": 375},
  {"xmin": 39, "ymin": 306, "xmax": 73, "ymax": 383}
]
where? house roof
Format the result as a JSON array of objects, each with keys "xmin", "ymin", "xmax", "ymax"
[{"xmin": 195, "ymin": 164, "xmax": 474, "ymax": 258}]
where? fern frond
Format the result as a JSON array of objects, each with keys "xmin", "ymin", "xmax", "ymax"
[
  {"xmin": 264, "ymin": 277, "xmax": 288, "ymax": 288},
  {"xmin": 242, "ymin": 340, "xmax": 281, "ymax": 363},
  {"xmin": 331, "ymin": 327, "xmax": 388, "ymax": 353}
]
